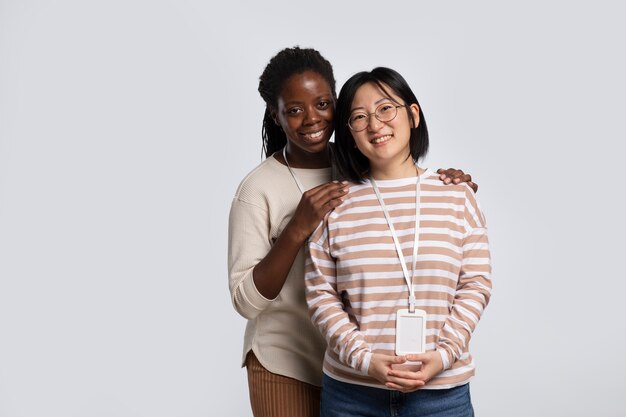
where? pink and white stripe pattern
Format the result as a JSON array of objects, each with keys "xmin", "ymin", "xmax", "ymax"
[{"xmin": 305, "ymin": 169, "xmax": 492, "ymax": 389}]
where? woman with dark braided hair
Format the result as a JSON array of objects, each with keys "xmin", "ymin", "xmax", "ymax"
[{"xmin": 227, "ymin": 47, "xmax": 477, "ymax": 417}]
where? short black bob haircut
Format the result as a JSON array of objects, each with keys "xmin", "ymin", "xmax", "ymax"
[{"xmin": 334, "ymin": 67, "xmax": 429, "ymax": 183}]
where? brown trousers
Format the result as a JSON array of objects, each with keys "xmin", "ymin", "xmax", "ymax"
[{"xmin": 245, "ymin": 352, "xmax": 321, "ymax": 417}]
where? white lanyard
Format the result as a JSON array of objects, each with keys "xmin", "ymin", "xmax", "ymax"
[
  {"xmin": 283, "ymin": 147, "xmax": 305, "ymax": 194},
  {"xmin": 370, "ymin": 171, "xmax": 421, "ymax": 313}
]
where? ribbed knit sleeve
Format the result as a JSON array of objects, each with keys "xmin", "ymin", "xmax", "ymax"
[
  {"xmin": 228, "ymin": 198, "xmax": 275, "ymax": 319},
  {"xmin": 305, "ymin": 223, "xmax": 373, "ymax": 375},
  {"xmin": 436, "ymin": 185, "xmax": 492, "ymax": 370}
]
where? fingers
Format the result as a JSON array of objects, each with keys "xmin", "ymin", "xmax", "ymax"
[
  {"xmin": 404, "ymin": 353, "xmax": 425, "ymax": 362},
  {"xmin": 385, "ymin": 380, "xmax": 423, "ymax": 392},
  {"xmin": 373, "ymin": 353, "xmax": 407, "ymax": 366},
  {"xmin": 439, "ymin": 168, "xmax": 466, "ymax": 182},
  {"xmin": 371, "ymin": 352, "xmax": 442, "ymax": 391},
  {"xmin": 383, "ymin": 354, "xmax": 408, "ymax": 365},
  {"xmin": 438, "ymin": 168, "xmax": 457, "ymax": 185},
  {"xmin": 447, "ymin": 174, "xmax": 479, "ymax": 193},
  {"xmin": 323, "ymin": 183, "xmax": 350, "ymax": 203},
  {"xmin": 384, "ymin": 373, "xmax": 425, "ymax": 392},
  {"xmin": 437, "ymin": 168, "xmax": 456, "ymax": 176},
  {"xmin": 411, "ymin": 366, "xmax": 439, "ymax": 383},
  {"xmin": 306, "ymin": 181, "xmax": 349, "ymax": 214},
  {"xmin": 438, "ymin": 168, "xmax": 457, "ymax": 177},
  {"xmin": 404, "ymin": 352, "xmax": 436, "ymax": 363},
  {"xmin": 306, "ymin": 180, "xmax": 347, "ymax": 196},
  {"xmin": 369, "ymin": 354, "xmax": 425, "ymax": 389},
  {"xmin": 438, "ymin": 168, "xmax": 478, "ymax": 192},
  {"xmin": 306, "ymin": 181, "xmax": 347, "ymax": 201},
  {"xmin": 404, "ymin": 352, "xmax": 444, "ymax": 385},
  {"xmin": 387, "ymin": 369, "xmax": 420, "ymax": 380},
  {"xmin": 292, "ymin": 181, "xmax": 349, "ymax": 236},
  {"xmin": 454, "ymin": 173, "xmax": 472, "ymax": 184}
]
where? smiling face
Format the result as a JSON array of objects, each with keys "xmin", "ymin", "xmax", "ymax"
[
  {"xmin": 273, "ymin": 70, "xmax": 335, "ymax": 166},
  {"xmin": 349, "ymin": 81, "xmax": 420, "ymax": 179}
]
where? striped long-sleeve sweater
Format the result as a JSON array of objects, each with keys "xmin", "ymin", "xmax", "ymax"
[{"xmin": 305, "ymin": 168, "xmax": 492, "ymax": 389}]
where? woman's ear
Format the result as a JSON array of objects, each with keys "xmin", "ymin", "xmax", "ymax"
[
  {"xmin": 270, "ymin": 109, "xmax": 281, "ymax": 126},
  {"xmin": 409, "ymin": 104, "xmax": 420, "ymax": 128}
]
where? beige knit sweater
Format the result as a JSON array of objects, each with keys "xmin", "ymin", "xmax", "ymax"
[{"xmin": 228, "ymin": 155, "xmax": 331, "ymax": 386}]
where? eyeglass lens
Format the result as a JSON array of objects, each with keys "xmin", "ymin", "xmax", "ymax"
[{"xmin": 349, "ymin": 103, "xmax": 401, "ymax": 131}]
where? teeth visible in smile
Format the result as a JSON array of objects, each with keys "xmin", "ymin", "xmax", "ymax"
[
  {"xmin": 308, "ymin": 130, "xmax": 324, "ymax": 139},
  {"xmin": 371, "ymin": 135, "xmax": 392, "ymax": 144}
]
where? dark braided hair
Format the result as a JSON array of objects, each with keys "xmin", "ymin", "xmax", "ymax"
[{"xmin": 258, "ymin": 47, "xmax": 336, "ymax": 158}]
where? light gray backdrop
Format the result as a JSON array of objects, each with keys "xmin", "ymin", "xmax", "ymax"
[{"xmin": 1, "ymin": 0, "xmax": 624, "ymax": 416}]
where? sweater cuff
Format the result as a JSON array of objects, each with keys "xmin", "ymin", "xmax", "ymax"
[
  {"xmin": 240, "ymin": 271, "xmax": 275, "ymax": 312},
  {"xmin": 436, "ymin": 347, "xmax": 452, "ymax": 371},
  {"xmin": 359, "ymin": 351, "xmax": 373, "ymax": 376}
]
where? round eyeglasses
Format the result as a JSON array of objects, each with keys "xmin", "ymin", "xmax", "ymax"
[{"xmin": 348, "ymin": 103, "xmax": 406, "ymax": 132}]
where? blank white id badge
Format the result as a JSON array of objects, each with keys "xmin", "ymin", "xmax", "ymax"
[{"xmin": 395, "ymin": 309, "xmax": 427, "ymax": 355}]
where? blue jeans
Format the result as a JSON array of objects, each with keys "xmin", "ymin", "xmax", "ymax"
[{"xmin": 320, "ymin": 374, "xmax": 474, "ymax": 417}]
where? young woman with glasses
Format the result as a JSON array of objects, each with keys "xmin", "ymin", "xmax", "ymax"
[
  {"xmin": 305, "ymin": 67, "xmax": 492, "ymax": 417},
  {"xmin": 228, "ymin": 49, "xmax": 479, "ymax": 417}
]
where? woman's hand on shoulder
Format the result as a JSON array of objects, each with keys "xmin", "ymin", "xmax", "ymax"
[
  {"xmin": 286, "ymin": 181, "xmax": 349, "ymax": 243},
  {"xmin": 437, "ymin": 168, "xmax": 478, "ymax": 193}
]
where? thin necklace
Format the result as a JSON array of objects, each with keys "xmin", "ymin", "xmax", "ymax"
[{"xmin": 283, "ymin": 147, "xmax": 305, "ymax": 194}]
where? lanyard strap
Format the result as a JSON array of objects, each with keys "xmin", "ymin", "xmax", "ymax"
[
  {"xmin": 283, "ymin": 147, "xmax": 305, "ymax": 194},
  {"xmin": 370, "ymin": 172, "xmax": 421, "ymax": 313}
]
